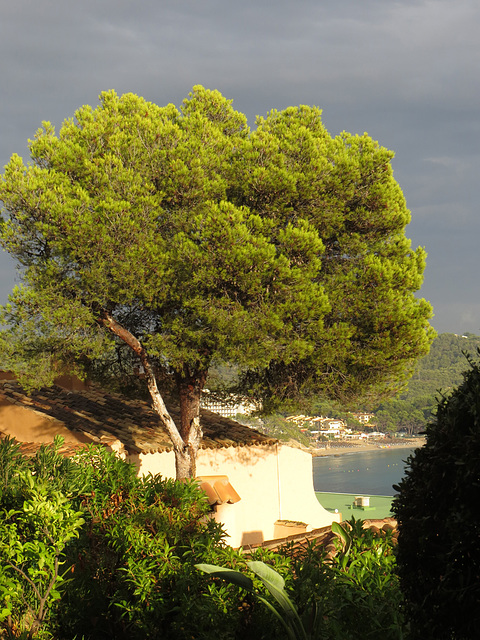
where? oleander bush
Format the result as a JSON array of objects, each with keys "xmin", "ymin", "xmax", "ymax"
[
  {"xmin": 0, "ymin": 438, "xmax": 276, "ymax": 640},
  {"xmin": 1, "ymin": 438, "xmax": 406, "ymax": 640},
  {"xmin": 392, "ymin": 355, "xmax": 480, "ymax": 639}
]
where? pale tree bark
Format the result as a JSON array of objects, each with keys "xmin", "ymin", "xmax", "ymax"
[{"xmin": 97, "ymin": 311, "xmax": 206, "ymax": 479}]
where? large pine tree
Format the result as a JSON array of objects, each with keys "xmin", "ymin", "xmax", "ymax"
[{"xmin": 0, "ymin": 87, "xmax": 434, "ymax": 478}]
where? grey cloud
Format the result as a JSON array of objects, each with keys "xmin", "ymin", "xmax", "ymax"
[{"xmin": 0, "ymin": 0, "xmax": 479, "ymax": 333}]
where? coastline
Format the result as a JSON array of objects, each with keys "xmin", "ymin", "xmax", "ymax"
[{"xmin": 310, "ymin": 437, "xmax": 425, "ymax": 457}]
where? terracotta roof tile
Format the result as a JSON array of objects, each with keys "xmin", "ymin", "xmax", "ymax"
[
  {"xmin": 197, "ymin": 475, "xmax": 242, "ymax": 506},
  {"xmin": 246, "ymin": 517, "xmax": 398, "ymax": 553},
  {"xmin": 0, "ymin": 381, "xmax": 277, "ymax": 454}
]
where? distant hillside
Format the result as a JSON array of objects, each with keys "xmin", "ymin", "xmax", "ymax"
[
  {"xmin": 232, "ymin": 412, "xmax": 312, "ymax": 447},
  {"xmin": 207, "ymin": 333, "xmax": 480, "ymax": 440},
  {"xmin": 404, "ymin": 331, "xmax": 480, "ymax": 398},
  {"xmin": 374, "ymin": 332, "xmax": 480, "ymax": 433}
]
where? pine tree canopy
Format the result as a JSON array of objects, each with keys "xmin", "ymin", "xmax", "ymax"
[{"xmin": 0, "ymin": 86, "xmax": 435, "ymax": 477}]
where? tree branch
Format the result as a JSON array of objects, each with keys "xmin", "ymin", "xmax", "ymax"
[{"xmin": 96, "ymin": 310, "xmax": 186, "ymax": 452}]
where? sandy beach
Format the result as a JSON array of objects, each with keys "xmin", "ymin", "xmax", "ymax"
[{"xmin": 310, "ymin": 438, "xmax": 425, "ymax": 457}]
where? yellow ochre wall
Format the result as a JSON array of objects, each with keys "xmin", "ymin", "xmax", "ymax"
[{"xmin": 0, "ymin": 400, "xmax": 93, "ymax": 445}]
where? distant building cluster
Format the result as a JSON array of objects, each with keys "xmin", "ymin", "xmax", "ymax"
[
  {"xmin": 199, "ymin": 397, "xmax": 385, "ymax": 442},
  {"xmin": 200, "ymin": 390, "xmax": 259, "ymax": 418},
  {"xmin": 285, "ymin": 413, "xmax": 383, "ymax": 442},
  {"xmin": 352, "ymin": 412, "xmax": 375, "ymax": 425},
  {"xmin": 285, "ymin": 415, "xmax": 344, "ymax": 429}
]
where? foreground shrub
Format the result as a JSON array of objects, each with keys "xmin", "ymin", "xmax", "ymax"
[
  {"xmin": 283, "ymin": 518, "xmax": 404, "ymax": 640},
  {"xmin": 0, "ymin": 438, "xmax": 85, "ymax": 639},
  {"xmin": 199, "ymin": 518, "xmax": 405, "ymax": 640},
  {"xmin": 392, "ymin": 356, "xmax": 480, "ymax": 639},
  {"xmin": 0, "ymin": 439, "xmax": 274, "ymax": 640},
  {"xmin": 1, "ymin": 439, "xmax": 405, "ymax": 639},
  {"xmin": 56, "ymin": 473, "xmax": 248, "ymax": 640}
]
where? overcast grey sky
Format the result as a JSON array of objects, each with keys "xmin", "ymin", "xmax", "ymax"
[{"xmin": 1, "ymin": 0, "xmax": 478, "ymax": 334}]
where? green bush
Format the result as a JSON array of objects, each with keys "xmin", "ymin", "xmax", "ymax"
[
  {"xmin": 0, "ymin": 438, "xmax": 85, "ymax": 640},
  {"xmin": 392, "ymin": 356, "xmax": 480, "ymax": 639},
  {"xmin": 57, "ymin": 473, "xmax": 246, "ymax": 640},
  {"xmin": 283, "ymin": 519, "xmax": 404, "ymax": 640},
  {"xmin": 198, "ymin": 518, "xmax": 405, "ymax": 640},
  {"xmin": 1, "ymin": 439, "xmax": 405, "ymax": 640},
  {"xmin": 0, "ymin": 439, "xmax": 273, "ymax": 640}
]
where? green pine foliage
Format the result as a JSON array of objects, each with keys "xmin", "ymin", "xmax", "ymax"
[{"xmin": 0, "ymin": 86, "xmax": 434, "ymax": 477}]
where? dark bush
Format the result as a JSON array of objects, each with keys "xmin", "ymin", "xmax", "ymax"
[{"xmin": 392, "ymin": 355, "xmax": 480, "ymax": 639}]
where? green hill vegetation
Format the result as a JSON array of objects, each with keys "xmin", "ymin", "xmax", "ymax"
[
  {"xmin": 374, "ymin": 332, "xmax": 480, "ymax": 434},
  {"xmin": 235, "ymin": 332, "xmax": 480, "ymax": 442}
]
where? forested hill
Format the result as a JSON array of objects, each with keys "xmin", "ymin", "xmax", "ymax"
[
  {"xmin": 419, "ymin": 331, "xmax": 480, "ymax": 371},
  {"xmin": 208, "ymin": 333, "xmax": 480, "ymax": 437},
  {"xmin": 374, "ymin": 332, "xmax": 480, "ymax": 433}
]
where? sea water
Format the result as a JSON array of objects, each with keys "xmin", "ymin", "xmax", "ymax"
[{"xmin": 312, "ymin": 447, "xmax": 417, "ymax": 496}]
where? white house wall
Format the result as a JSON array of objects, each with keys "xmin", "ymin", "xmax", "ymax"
[
  {"xmin": 133, "ymin": 443, "xmax": 339, "ymax": 548},
  {"xmin": 275, "ymin": 445, "xmax": 340, "ymax": 531}
]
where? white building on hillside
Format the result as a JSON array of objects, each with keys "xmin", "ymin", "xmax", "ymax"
[{"xmin": 200, "ymin": 390, "xmax": 259, "ymax": 418}]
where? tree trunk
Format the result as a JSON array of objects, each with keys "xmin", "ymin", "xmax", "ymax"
[
  {"xmin": 96, "ymin": 311, "xmax": 207, "ymax": 480},
  {"xmin": 175, "ymin": 369, "xmax": 208, "ymax": 479}
]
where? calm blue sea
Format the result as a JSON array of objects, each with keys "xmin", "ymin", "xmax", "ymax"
[{"xmin": 312, "ymin": 448, "xmax": 417, "ymax": 496}]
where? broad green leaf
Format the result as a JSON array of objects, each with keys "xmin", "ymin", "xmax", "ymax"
[
  {"xmin": 247, "ymin": 561, "xmax": 297, "ymax": 619},
  {"xmin": 195, "ymin": 563, "xmax": 254, "ymax": 591},
  {"xmin": 332, "ymin": 521, "xmax": 352, "ymax": 553},
  {"xmin": 247, "ymin": 560, "xmax": 285, "ymax": 590}
]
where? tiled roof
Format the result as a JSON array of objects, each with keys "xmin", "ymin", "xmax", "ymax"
[
  {"xmin": 247, "ymin": 517, "xmax": 398, "ymax": 554},
  {"xmin": 0, "ymin": 381, "xmax": 277, "ymax": 454}
]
